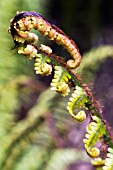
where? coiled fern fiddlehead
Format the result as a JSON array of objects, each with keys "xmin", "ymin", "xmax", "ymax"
[
  {"xmin": 8, "ymin": 11, "xmax": 113, "ymax": 169},
  {"xmin": 9, "ymin": 11, "xmax": 81, "ymax": 69},
  {"xmin": 83, "ymin": 115, "xmax": 105, "ymax": 158},
  {"xmin": 50, "ymin": 66, "xmax": 71, "ymax": 96}
]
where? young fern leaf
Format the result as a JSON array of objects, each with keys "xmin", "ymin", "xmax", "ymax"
[
  {"xmin": 103, "ymin": 147, "xmax": 113, "ymax": 170},
  {"xmin": 9, "ymin": 11, "xmax": 81, "ymax": 69},
  {"xmin": 17, "ymin": 43, "xmax": 53, "ymax": 76},
  {"xmin": 18, "ymin": 44, "xmax": 38, "ymax": 59},
  {"xmin": 38, "ymin": 44, "xmax": 52, "ymax": 54},
  {"xmin": 91, "ymin": 157, "xmax": 105, "ymax": 167},
  {"xmin": 50, "ymin": 66, "xmax": 71, "ymax": 96},
  {"xmin": 83, "ymin": 115, "xmax": 105, "ymax": 158},
  {"xmin": 34, "ymin": 54, "xmax": 52, "ymax": 76},
  {"xmin": 67, "ymin": 86, "xmax": 87, "ymax": 122}
]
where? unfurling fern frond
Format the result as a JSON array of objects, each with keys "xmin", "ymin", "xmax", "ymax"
[
  {"xmin": 83, "ymin": 115, "xmax": 105, "ymax": 158},
  {"xmin": 50, "ymin": 66, "xmax": 71, "ymax": 96},
  {"xmin": 9, "ymin": 11, "xmax": 81, "ymax": 69},
  {"xmin": 103, "ymin": 147, "xmax": 113, "ymax": 170},
  {"xmin": 38, "ymin": 44, "xmax": 52, "ymax": 54},
  {"xmin": 8, "ymin": 11, "xmax": 113, "ymax": 170},
  {"xmin": 17, "ymin": 44, "xmax": 53, "ymax": 76},
  {"xmin": 34, "ymin": 54, "xmax": 52, "ymax": 76},
  {"xmin": 18, "ymin": 44, "xmax": 38, "ymax": 59},
  {"xmin": 91, "ymin": 157, "xmax": 105, "ymax": 167},
  {"xmin": 67, "ymin": 86, "xmax": 87, "ymax": 122}
]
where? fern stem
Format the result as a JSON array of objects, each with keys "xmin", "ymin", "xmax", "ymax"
[{"xmin": 43, "ymin": 50, "xmax": 113, "ymax": 148}]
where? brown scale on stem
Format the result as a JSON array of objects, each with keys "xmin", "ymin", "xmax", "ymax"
[{"xmin": 9, "ymin": 11, "xmax": 81, "ymax": 69}]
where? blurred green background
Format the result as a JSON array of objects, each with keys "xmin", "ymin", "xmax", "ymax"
[{"xmin": 0, "ymin": 0, "xmax": 113, "ymax": 170}]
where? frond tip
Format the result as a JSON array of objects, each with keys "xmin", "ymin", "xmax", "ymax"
[
  {"xmin": 50, "ymin": 66, "xmax": 71, "ymax": 96},
  {"xmin": 73, "ymin": 110, "xmax": 86, "ymax": 122},
  {"xmin": 67, "ymin": 86, "xmax": 87, "ymax": 122},
  {"xmin": 18, "ymin": 44, "xmax": 38, "ymax": 59},
  {"xmin": 91, "ymin": 157, "xmax": 105, "ymax": 167},
  {"xmin": 34, "ymin": 54, "xmax": 52, "ymax": 76},
  {"xmin": 83, "ymin": 115, "xmax": 105, "ymax": 158},
  {"xmin": 9, "ymin": 11, "xmax": 81, "ymax": 69},
  {"xmin": 103, "ymin": 147, "xmax": 113, "ymax": 170},
  {"xmin": 87, "ymin": 147, "xmax": 100, "ymax": 158}
]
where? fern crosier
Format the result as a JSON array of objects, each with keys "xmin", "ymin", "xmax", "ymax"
[
  {"xmin": 50, "ymin": 66, "xmax": 71, "ymax": 96},
  {"xmin": 83, "ymin": 115, "xmax": 105, "ymax": 158},
  {"xmin": 91, "ymin": 157, "xmax": 105, "ymax": 167},
  {"xmin": 9, "ymin": 11, "xmax": 81, "ymax": 69},
  {"xmin": 34, "ymin": 54, "xmax": 52, "ymax": 76},
  {"xmin": 67, "ymin": 86, "xmax": 87, "ymax": 122},
  {"xmin": 103, "ymin": 147, "xmax": 113, "ymax": 170},
  {"xmin": 18, "ymin": 44, "xmax": 38, "ymax": 59},
  {"xmin": 16, "ymin": 43, "xmax": 53, "ymax": 76}
]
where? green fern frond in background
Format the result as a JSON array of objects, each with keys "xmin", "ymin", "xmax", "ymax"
[{"xmin": 79, "ymin": 45, "xmax": 113, "ymax": 82}]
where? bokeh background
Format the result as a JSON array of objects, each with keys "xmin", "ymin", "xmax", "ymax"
[{"xmin": 0, "ymin": 0, "xmax": 113, "ymax": 170}]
